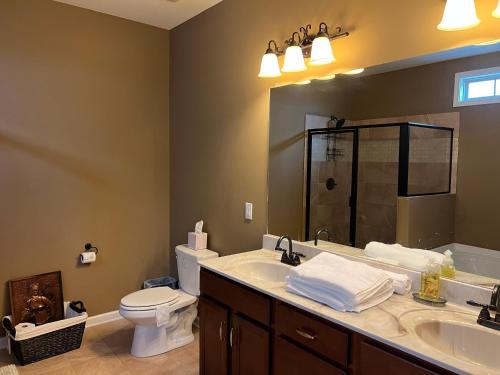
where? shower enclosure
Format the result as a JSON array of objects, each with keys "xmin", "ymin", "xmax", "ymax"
[{"xmin": 305, "ymin": 122, "xmax": 453, "ymax": 248}]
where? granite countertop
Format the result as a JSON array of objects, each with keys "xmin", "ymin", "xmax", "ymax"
[{"xmin": 199, "ymin": 249, "xmax": 500, "ymax": 375}]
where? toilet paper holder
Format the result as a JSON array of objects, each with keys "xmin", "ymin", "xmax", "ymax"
[{"xmin": 84, "ymin": 243, "xmax": 99, "ymax": 254}]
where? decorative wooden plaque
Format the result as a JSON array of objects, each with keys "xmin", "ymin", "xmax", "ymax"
[{"xmin": 9, "ymin": 271, "xmax": 64, "ymax": 326}]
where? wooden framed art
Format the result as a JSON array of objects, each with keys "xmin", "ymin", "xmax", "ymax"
[{"xmin": 8, "ymin": 271, "xmax": 64, "ymax": 326}]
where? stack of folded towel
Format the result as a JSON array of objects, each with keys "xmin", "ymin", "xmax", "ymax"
[
  {"xmin": 365, "ymin": 242, "xmax": 445, "ymax": 271},
  {"xmin": 286, "ymin": 252, "xmax": 395, "ymax": 313}
]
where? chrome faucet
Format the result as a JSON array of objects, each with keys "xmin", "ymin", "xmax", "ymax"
[
  {"xmin": 275, "ymin": 235, "xmax": 303, "ymax": 266},
  {"xmin": 314, "ymin": 228, "xmax": 331, "ymax": 246},
  {"xmin": 467, "ymin": 284, "xmax": 500, "ymax": 331}
]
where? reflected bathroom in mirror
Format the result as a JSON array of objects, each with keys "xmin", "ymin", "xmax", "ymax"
[{"xmin": 268, "ymin": 42, "xmax": 500, "ymax": 287}]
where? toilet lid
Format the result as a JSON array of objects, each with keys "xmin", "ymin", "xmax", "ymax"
[{"xmin": 120, "ymin": 287, "xmax": 180, "ymax": 308}]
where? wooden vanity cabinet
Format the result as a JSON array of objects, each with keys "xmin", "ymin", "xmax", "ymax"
[{"xmin": 200, "ymin": 269, "xmax": 456, "ymax": 375}]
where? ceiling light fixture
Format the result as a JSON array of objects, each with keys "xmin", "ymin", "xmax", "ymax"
[
  {"xmin": 343, "ymin": 68, "xmax": 365, "ymax": 75},
  {"xmin": 258, "ymin": 40, "xmax": 282, "ymax": 78},
  {"xmin": 493, "ymin": 0, "xmax": 500, "ymax": 17},
  {"xmin": 282, "ymin": 32, "xmax": 307, "ymax": 73},
  {"xmin": 258, "ymin": 23, "xmax": 349, "ymax": 78},
  {"xmin": 437, "ymin": 0, "xmax": 480, "ymax": 31},
  {"xmin": 309, "ymin": 23, "xmax": 336, "ymax": 66}
]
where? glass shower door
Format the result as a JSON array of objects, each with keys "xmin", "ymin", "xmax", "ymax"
[{"xmin": 305, "ymin": 129, "xmax": 357, "ymax": 246}]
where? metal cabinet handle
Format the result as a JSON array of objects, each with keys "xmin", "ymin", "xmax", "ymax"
[
  {"xmin": 295, "ymin": 328, "xmax": 317, "ymax": 340},
  {"xmin": 229, "ymin": 327, "xmax": 234, "ymax": 347},
  {"xmin": 219, "ymin": 321, "xmax": 224, "ymax": 342}
]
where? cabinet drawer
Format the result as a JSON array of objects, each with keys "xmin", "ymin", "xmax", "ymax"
[
  {"xmin": 275, "ymin": 302, "xmax": 349, "ymax": 368},
  {"xmin": 200, "ymin": 269, "xmax": 271, "ymax": 326},
  {"xmin": 359, "ymin": 340, "xmax": 442, "ymax": 375},
  {"xmin": 274, "ymin": 336, "xmax": 346, "ymax": 375}
]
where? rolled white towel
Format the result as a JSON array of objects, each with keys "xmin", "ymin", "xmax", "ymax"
[
  {"xmin": 383, "ymin": 270, "xmax": 412, "ymax": 295},
  {"xmin": 365, "ymin": 242, "xmax": 444, "ymax": 271}
]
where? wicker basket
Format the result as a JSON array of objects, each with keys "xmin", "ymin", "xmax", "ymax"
[{"xmin": 2, "ymin": 301, "xmax": 87, "ymax": 366}]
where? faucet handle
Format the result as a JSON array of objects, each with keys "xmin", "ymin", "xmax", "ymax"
[
  {"xmin": 295, "ymin": 252, "xmax": 306, "ymax": 258},
  {"xmin": 467, "ymin": 300, "xmax": 492, "ymax": 321}
]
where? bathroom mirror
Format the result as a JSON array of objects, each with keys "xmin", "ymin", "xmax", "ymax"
[{"xmin": 267, "ymin": 42, "xmax": 500, "ymax": 287}]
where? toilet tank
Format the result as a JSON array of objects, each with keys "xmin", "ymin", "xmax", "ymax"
[{"xmin": 175, "ymin": 245, "xmax": 218, "ymax": 296}]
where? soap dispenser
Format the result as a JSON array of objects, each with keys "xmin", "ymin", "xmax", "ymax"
[
  {"xmin": 441, "ymin": 250, "xmax": 456, "ymax": 279},
  {"xmin": 419, "ymin": 261, "xmax": 441, "ymax": 300}
]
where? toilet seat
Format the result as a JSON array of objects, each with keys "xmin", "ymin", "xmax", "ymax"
[{"xmin": 120, "ymin": 287, "xmax": 181, "ymax": 311}]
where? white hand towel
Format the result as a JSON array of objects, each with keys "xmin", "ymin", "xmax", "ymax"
[
  {"xmin": 156, "ymin": 304, "xmax": 174, "ymax": 327},
  {"xmin": 384, "ymin": 270, "xmax": 412, "ymax": 295},
  {"xmin": 365, "ymin": 242, "xmax": 442, "ymax": 271},
  {"xmin": 286, "ymin": 252, "xmax": 394, "ymax": 312}
]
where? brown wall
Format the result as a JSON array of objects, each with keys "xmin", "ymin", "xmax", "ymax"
[
  {"xmin": 170, "ymin": 0, "xmax": 499, "ymax": 262},
  {"xmin": 0, "ymin": 0, "xmax": 170, "ymax": 317}
]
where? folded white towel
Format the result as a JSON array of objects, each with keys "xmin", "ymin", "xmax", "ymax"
[
  {"xmin": 384, "ymin": 270, "xmax": 412, "ymax": 295},
  {"xmin": 286, "ymin": 252, "xmax": 394, "ymax": 312},
  {"xmin": 156, "ymin": 304, "xmax": 174, "ymax": 327},
  {"xmin": 365, "ymin": 242, "xmax": 444, "ymax": 271}
]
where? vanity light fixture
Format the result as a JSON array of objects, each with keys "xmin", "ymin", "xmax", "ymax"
[
  {"xmin": 343, "ymin": 68, "xmax": 365, "ymax": 75},
  {"xmin": 309, "ymin": 23, "xmax": 336, "ymax": 66},
  {"xmin": 258, "ymin": 40, "xmax": 282, "ymax": 78},
  {"xmin": 258, "ymin": 23, "xmax": 349, "ymax": 78},
  {"xmin": 437, "ymin": 0, "xmax": 480, "ymax": 31},
  {"xmin": 493, "ymin": 0, "xmax": 500, "ymax": 17},
  {"xmin": 282, "ymin": 32, "xmax": 307, "ymax": 72}
]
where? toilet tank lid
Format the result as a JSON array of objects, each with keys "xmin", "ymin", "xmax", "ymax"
[
  {"xmin": 175, "ymin": 245, "xmax": 218, "ymax": 262},
  {"xmin": 121, "ymin": 287, "xmax": 179, "ymax": 308}
]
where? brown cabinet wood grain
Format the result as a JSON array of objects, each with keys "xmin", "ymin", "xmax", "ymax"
[
  {"xmin": 199, "ymin": 297, "xmax": 229, "ymax": 375},
  {"xmin": 231, "ymin": 315, "xmax": 270, "ymax": 375},
  {"xmin": 273, "ymin": 336, "xmax": 346, "ymax": 375},
  {"xmin": 201, "ymin": 269, "xmax": 271, "ymax": 326},
  {"xmin": 275, "ymin": 301, "xmax": 349, "ymax": 368}
]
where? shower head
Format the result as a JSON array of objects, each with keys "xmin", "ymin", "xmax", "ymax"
[{"xmin": 335, "ymin": 118, "xmax": 346, "ymax": 128}]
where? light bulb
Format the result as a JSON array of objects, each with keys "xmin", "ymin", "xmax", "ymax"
[
  {"xmin": 343, "ymin": 68, "xmax": 365, "ymax": 75},
  {"xmin": 258, "ymin": 52, "xmax": 281, "ymax": 78},
  {"xmin": 437, "ymin": 0, "xmax": 480, "ymax": 31},
  {"xmin": 309, "ymin": 36, "xmax": 335, "ymax": 66},
  {"xmin": 282, "ymin": 45, "xmax": 306, "ymax": 73},
  {"xmin": 493, "ymin": 0, "xmax": 500, "ymax": 17},
  {"xmin": 317, "ymin": 74, "xmax": 336, "ymax": 81}
]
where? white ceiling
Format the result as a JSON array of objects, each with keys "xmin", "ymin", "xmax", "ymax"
[{"xmin": 52, "ymin": 0, "xmax": 223, "ymax": 30}]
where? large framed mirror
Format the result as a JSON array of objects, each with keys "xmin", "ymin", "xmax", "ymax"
[{"xmin": 268, "ymin": 43, "xmax": 500, "ymax": 287}]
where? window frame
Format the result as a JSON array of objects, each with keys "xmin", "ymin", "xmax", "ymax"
[{"xmin": 453, "ymin": 66, "xmax": 500, "ymax": 107}]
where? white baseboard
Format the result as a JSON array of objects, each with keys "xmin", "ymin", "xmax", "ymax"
[{"xmin": 85, "ymin": 310, "xmax": 123, "ymax": 328}]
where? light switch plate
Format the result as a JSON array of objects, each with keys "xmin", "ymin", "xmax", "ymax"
[{"xmin": 244, "ymin": 202, "xmax": 253, "ymax": 221}]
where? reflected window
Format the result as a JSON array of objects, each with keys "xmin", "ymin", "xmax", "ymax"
[{"xmin": 454, "ymin": 66, "xmax": 500, "ymax": 106}]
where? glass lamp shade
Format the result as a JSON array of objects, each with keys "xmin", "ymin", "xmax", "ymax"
[
  {"xmin": 493, "ymin": 0, "xmax": 500, "ymax": 17},
  {"xmin": 258, "ymin": 53, "xmax": 281, "ymax": 78},
  {"xmin": 282, "ymin": 45, "xmax": 307, "ymax": 73},
  {"xmin": 437, "ymin": 0, "xmax": 480, "ymax": 31},
  {"xmin": 309, "ymin": 36, "xmax": 335, "ymax": 66}
]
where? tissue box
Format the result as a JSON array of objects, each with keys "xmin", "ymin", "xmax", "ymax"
[{"xmin": 188, "ymin": 232, "xmax": 208, "ymax": 250}]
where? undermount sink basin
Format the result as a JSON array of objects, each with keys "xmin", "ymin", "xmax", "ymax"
[
  {"xmin": 232, "ymin": 259, "xmax": 291, "ymax": 284},
  {"xmin": 400, "ymin": 310, "xmax": 500, "ymax": 370}
]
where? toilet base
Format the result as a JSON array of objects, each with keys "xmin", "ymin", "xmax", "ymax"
[{"xmin": 130, "ymin": 303, "xmax": 197, "ymax": 358}]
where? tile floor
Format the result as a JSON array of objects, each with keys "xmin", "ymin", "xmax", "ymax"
[{"xmin": 0, "ymin": 319, "xmax": 199, "ymax": 374}]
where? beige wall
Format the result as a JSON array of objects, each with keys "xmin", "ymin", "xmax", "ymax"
[
  {"xmin": 170, "ymin": 0, "xmax": 499, "ymax": 262},
  {"xmin": 397, "ymin": 195, "xmax": 456, "ymax": 249},
  {"xmin": 0, "ymin": 0, "xmax": 170, "ymax": 317}
]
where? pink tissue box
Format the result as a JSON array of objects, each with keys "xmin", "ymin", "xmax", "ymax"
[{"xmin": 188, "ymin": 232, "xmax": 208, "ymax": 250}]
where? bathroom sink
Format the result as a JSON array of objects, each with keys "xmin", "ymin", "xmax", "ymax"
[
  {"xmin": 232, "ymin": 259, "xmax": 291, "ymax": 284},
  {"xmin": 399, "ymin": 310, "xmax": 500, "ymax": 369}
]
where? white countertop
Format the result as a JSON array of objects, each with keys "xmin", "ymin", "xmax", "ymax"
[{"xmin": 199, "ymin": 248, "xmax": 500, "ymax": 375}]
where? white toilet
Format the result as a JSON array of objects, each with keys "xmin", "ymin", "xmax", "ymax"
[{"xmin": 119, "ymin": 245, "xmax": 218, "ymax": 357}]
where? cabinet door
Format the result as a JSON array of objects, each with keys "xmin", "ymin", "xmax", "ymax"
[
  {"xmin": 274, "ymin": 336, "xmax": 346, "ymax": 375},
  {"xmin": 358, "ymin": 340, "xmax": 441, "ymax": 375},
  {"xmin": 199, "ymin": 297, "xmax": 229, "ymax": 375},
  {"xmin": 231, "ymin": 314, "xmax": 270, "ymax": 375}
]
